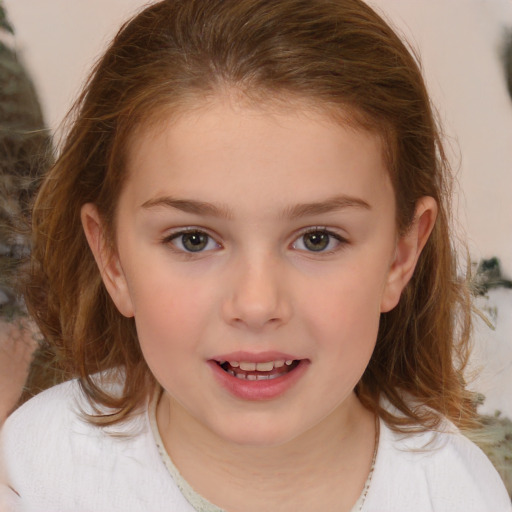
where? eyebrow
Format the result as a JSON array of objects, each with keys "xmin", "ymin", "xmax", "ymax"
[
  {"xmin": 141, "ymin": 194, "xmax": 371, "ymax": 220},
  {"xmin": 282, "ymin": 195, "xmax": 371, "ymax": 219},
  {"xmin": 141, "ymin": 197, "xmax": 234, "ymax": 219}
]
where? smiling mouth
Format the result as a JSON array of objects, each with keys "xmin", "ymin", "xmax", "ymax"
[{"xmin": 217, "ymin": 359, "xmax": 301, "ymax": 381}]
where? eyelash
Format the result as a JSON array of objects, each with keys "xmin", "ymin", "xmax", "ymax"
[{"xmin": 162, "ymin": 227, "xmax": 348, "ymax": 255}]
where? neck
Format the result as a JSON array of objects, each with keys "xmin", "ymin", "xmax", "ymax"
[{"xmin": 156, "ymin": 392, "xmax": 377, "ymax": 512}]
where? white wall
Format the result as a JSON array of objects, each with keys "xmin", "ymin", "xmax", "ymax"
[
  {"xmin": 3, "ymin": 0, "xmax": 152, "ymax": 128},
  {"xmin": 367, "ymin": 0, "xmax": 512, "ymax": 275}
]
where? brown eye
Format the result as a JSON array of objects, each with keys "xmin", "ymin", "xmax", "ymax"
[
  {"xmin": 181, "ymin": 232, "xmax": 209, "ymax": 252},
  {"xmin": 292, "ymin": 229, "xmax": 345, "ymax": 253},
  {"xmin": 168, "ymin": 230, "xmax": 219, "ymax": 253},
  {"xmin": 302, "ymin": 232, "xmax": 330, "ymax": 251}
]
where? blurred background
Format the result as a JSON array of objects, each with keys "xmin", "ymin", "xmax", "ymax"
[{"xmin": 1, "ymin": 0, "xmax": 511, "ymax": 488}]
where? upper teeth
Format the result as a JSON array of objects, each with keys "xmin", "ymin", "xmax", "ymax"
[{"xmin": 228, "ymin": 360, "xmax": 294, "ymax": 371}]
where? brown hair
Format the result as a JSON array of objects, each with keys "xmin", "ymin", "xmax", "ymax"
[{"xmin": 26, "ymin": 0, "xmax": 475, "ymax": 430}]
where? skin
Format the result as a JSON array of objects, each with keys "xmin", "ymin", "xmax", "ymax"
[{"xmin": 82, "ymin": 96, "xmax": 436, "ymax": 512}]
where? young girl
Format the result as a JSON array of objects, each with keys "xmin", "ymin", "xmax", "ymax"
[{"xmin": 2, "ymin": 0, "xmax": 510, "ymax": 510}]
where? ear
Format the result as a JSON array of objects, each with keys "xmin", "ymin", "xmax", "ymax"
[
  {"xmin": 380, "ymin": 196, "xmax": 437, "ymax": 313},
  {"xmin": 81, "ymin": 203, "xmax": 135, "ymax": 318}
]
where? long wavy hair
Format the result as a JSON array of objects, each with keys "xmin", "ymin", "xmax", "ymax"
[{"xmin": 25, "ymin": 0, "xmax": 475, "ymax": 430}]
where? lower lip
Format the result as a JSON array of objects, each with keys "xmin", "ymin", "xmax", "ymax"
[{"xmin": 208, "ymin": 360, "xmax": 309, "ymax": 401}]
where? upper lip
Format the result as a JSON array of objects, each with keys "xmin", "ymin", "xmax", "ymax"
[{"xmin": 211, "ymin": 351, "xmax": 302, "ymax": 363}]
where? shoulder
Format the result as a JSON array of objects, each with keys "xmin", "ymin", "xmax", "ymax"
[
  {"xmin": 1, "ymin": 379, "xmax": 194, "ymax": 511},
  {"xmin": 2, "ymin": 375, "xmax": 122, "ymax": 456},
  {"xmin": 364, "ymin": 418, "xmax": 511, "ymax": 512},
  {"xmin": 1, "ymin": 380, "xmax": 83, "ymax": 508},
  {"xmin": 2, "ymin": 380, "xmax": 102, "ymax": 492},
  {"xmin": 2, "ymin": 378, "xmax": 81, "ymax": 458},
  {"xmin": 2, "ymin": 369, "xmax": 131, "ymax": 451}
]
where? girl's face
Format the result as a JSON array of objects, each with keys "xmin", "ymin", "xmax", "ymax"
[{"xmin": 83, "ymin": 97, "xmax": 434, "ymax": 447}]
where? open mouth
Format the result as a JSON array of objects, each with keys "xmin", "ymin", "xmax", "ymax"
[{"xmin": 216, "ymin": 359, "xmax": 301, "ymax": 381}]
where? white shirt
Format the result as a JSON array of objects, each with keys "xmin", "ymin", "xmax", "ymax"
[{"xmin": 1, "ymin": 379, "xmax": 511, "ymax": 512}]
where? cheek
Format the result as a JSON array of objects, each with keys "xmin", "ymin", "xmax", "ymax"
[
  {"xmin": 302, "ymin": 257, "xmax": 388, "ymax": 321},
  {"xmin": 131, "ymin": 282, "xmax": 215, "ymax": 395},
  {"xmin": 127, "ymin": 269, "xmax": 217, "ymax": 358},
  {"xmin": 298, "ymin": 280, "xmax": 381, "ymax": 402},
  {"xmin": 297, "ymin": 257, "xmax": 387, "ymax": 357}
]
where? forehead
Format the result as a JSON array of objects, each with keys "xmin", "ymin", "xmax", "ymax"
[
  {"xmin": 127, "ymin": 91, "xmax": 390, "ymax": 164},
  {"xmin": 121, "ymin": 97, "xmax": 393, "ymax": 214}
]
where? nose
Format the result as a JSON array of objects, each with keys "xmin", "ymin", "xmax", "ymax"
[{"xmin": 221, "ymin": 253, "xmax": 292, "ymax": 331}]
